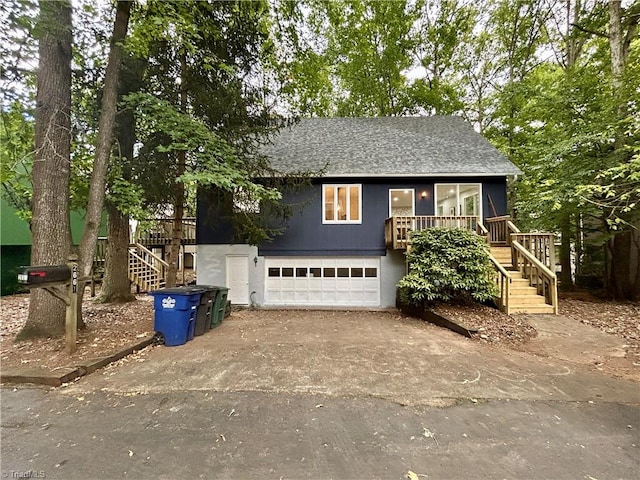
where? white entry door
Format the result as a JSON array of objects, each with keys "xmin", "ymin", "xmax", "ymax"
[{"xmin": 226, "ymin": 255, "xmax": 249, "ymax": 305}]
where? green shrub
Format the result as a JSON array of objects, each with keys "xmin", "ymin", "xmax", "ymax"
[{"xmin": 397, "ymin": 227, "xmax": 497, "ymax": 306}]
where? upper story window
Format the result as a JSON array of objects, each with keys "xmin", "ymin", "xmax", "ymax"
[
  {"xmin": 434, "ymin": 183, "xmax": 481, "ymax": 218},
  {"xmin": 323, "ymin": 184, "xmax": 361, "ymax": 224}
]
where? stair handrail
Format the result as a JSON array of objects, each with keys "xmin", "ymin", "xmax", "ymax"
[
  {"xmin": 506, "ymin": 219, "xmax": 520, "ymax": 235},
  {"xmin": 511, "ymin": 240, "xmax": 558, "ymax": 314},
  {"xmin": 476, "ymin": 221, "xmax": 490, "ymax": 242},
  {"xmin": 478, "ymin": 221, "xmax": 512, "ymax": 313},
  {"xmin": 128, "ymin": 249, "xmax": 152, "ymax": 267},
  {"xmin": 488, "ymin": 252, "xmax": 512, "ymax": 314},
  {"xmin": 510, "ymin": 232, "xmax": 555, "ymax": 270},
  {"xmin": 132, "ymin": 243, "xmax": 169, "ymax": 268},
  {"xmin": 485, "ymin": 215, "xmax": 512, "ymax": 244}
]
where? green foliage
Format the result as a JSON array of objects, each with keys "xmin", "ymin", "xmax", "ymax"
[
  {"xmin": 397, "ymin": 228, "xmax": 498, "ymax": 306},
  {"xmin": 125, "ymin": 92, "xmax": 280, "ymax": 201},
  {"xmin": 410, "ymin": 0, "xmax": 476, "ymax": 115},
  {"xmin": 0, "ymin": 0, "xmax": 38, "ymax": 106},
  {"xmin": 577, "ymin": 150, "xmax": 640, "ymax": 231},
  {"xmin": 0, "ymin": 102, "xmax": 34, "ymax": 220},
  {"xmin": 272, "ymin": 0, "xmax": 423, "ymax": 116}
]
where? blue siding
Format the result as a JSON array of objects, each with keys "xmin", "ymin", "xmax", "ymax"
[
  {"xmin": 197, "ymin": 177, "xmax": 509, "ymax": 256},
  {"xmin": 196, "ymin": 190, "xmax": 235, "ymax": 244}
]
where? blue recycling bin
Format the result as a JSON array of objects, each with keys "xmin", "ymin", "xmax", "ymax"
[{"xmin": 149, "ymin": 287, "xmax": 204, "ymax": 346}]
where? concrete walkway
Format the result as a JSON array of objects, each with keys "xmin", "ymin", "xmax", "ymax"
[{"xmin": 520, "ymin": 313, "xmax": 629, "ymax": 363}]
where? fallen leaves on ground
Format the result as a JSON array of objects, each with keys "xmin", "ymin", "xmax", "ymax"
[
  {"xmin": 1, "ymin": 290, "xmax": 154, "ymax": 373},
  {"xmin": 433, "ymin": 302, "xmax": 537, "ymax": 346},
  {"xmin": 559, "ymin": 293, "xmax": 640, "ymax": 364}
]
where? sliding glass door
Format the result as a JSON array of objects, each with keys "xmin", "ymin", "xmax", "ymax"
[{"xmin": 435, "ymin": 184, "xmax": 481, "ymax": 217}]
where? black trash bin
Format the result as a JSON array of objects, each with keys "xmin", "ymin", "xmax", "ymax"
[
  {"xmin": 193, "ymin": 286, "xmax": 217, "ymax": 336},
  {"xmin": 196, "ymin": 285, "xmax": 229, "ymax": 329}
]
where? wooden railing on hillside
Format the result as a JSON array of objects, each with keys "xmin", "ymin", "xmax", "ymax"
[
  {"xmin": 385, "ymin": 215, "xmax": 479, "ymax": 250},
  {"xmin": 488, "ymin": 252, "xmax": 513, "ymax": 313},
  {"xmin": 478, "ymin": 221, "xmax": 513, "ymax": 313},
  {"xmin": 135, "ymin": 218, "xmax": 196, "ymax": 245},
  {"xmin": 488, "ymin": 216, "xmax": 556, "ymax": 271},
  {"xmin": 90, "ymin": 237, "xmax": 108, "ymax": 297},
  {"xmin": 511, "ymin": 233, "xmax": 556, "ymax": 270}
]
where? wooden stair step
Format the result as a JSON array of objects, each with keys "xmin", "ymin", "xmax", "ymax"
[
  {"xmin": 510, "ymin": 304, "xmax": 555, "ymax": 314},
  {"xmin": 508, "ymin": 294, "xmax": 549, "ymax": 305},
  {"xmin": 510, "ymin": 286, "xmax": 538, "ymax": 295}
]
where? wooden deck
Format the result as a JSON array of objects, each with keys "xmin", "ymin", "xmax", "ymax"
[
  {"xmin": 385, "ymin": 215, "xmax": 479, "ymax": 250},
  {"xmin": 386, "ymin": 214, "xmax": 558, "ymax": 315},
  {"xmin": 135, "ymin": 218, "xmax": 196, "ymax": 246},
  {"xmin": 91, "ymin": 218, "xmax": 196, "ymax": 294}
]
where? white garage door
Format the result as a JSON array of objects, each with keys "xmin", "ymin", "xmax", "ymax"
[{"xmin": 265, "ymin": 257, "xmax": 380, "ymax": 307}]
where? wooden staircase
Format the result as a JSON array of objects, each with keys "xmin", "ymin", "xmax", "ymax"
[
  {"xmin": 94, "ymin": 230, "xmax": 186, "ymax": 297},
  {"xmin": 489, "ymin": 246, "xmax": 555, "ymax": 314},
  {"xmin": 383, "ymin": 214, "xmax": 558, "ymax": 315},
  {"xmin": 128, "ymin": 243, "xmax": 168, "ymax": 292},
  {"xmin": 481, "ymin": 217, "xmax": 558, "ymax": 315}
]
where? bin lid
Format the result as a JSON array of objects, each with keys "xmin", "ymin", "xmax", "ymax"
[
  {"xmin": 193, "ymin": 284, "xmax": 226, "ymax": 292},
  {"xmin": 149, "ymin": 286, "xmax": 206, "ymax": 296}
]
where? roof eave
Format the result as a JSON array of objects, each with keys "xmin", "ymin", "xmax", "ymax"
[{"xmin": 309, "ymin": 172, "xmax": 521, "ymax": 178}]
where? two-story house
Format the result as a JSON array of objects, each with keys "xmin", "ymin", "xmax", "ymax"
[{"xmin": 196, "ymin": 116, "xmax": 523, "ymax": 308}]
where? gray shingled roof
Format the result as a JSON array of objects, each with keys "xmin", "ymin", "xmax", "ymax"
[{"xmin": 260, "ymin": 116, "xmax": 521, "ymax": 177}]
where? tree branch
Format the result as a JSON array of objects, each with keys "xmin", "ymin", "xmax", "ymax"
[{"xmin": 570, "ymin": 22, "xmax": 607, "ymax": 38}]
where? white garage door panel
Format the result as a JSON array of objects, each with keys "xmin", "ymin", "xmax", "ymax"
[{"xmin": 265, "ymin": 257, "xmax": 380, "ymax": 307}]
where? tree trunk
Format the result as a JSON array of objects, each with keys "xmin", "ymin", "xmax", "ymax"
[
  {"xmin": 99, "ymin": 54, "xmax": 146, "ymax": 303},
  {"xmin": 609, "ymin": 230, "xmax": 634, "ymax": 299},
  {"xmin": 165, "ymin": 54, "xmax": 188, "ymax": 288},
  {"xmin": 165, "ymin": 184, "xmax": 184, "ymax": 288},
  {"xmin": 605, "ymin": 0, "xmax": 638, "ymax": 298},
  {"xmin": 608, "ymin": 0, "xmax": 626, "ymax": 128},
  {"xmin": 633, "ymin": 224, "xmax": 640, "ymax": 300},
  {"xmin": 100, "ymin": 202, "xmax": 134, "ymax": 302},
  {"xmin": 574, "ymin": 212, "xmax": 583, "ymax": 278},
  {"xmin": 607, "ymin": 221, "xmax": 640, "ymax": 301},
  {"xmin": 559, "ymin": 213, "xmax": 573, "ymax": 289},
  {"xmin": 76, "ymin": 1, "xmax": 132, "ymax": 315},
  {"xmin": 17, "ymin": 0, "xmax": 72, "ymax": 341}
]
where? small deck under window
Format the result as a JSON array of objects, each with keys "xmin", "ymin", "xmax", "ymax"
[{"xmin": 385, "ymin": 215, "xmax": 479, "ymax": 250}]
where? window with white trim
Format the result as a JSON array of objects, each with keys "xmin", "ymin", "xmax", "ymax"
[
  {"xmin": 434, "ymin": 184, "xmax": 482, "ymax": 218},
  {"xmin": 323, "ymin": 184, "xmax": 361, "ymax": 223}
]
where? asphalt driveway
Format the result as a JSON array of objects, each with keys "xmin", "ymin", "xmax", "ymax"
[
  {"xmin": 64, "ymin": 309, "xmax": 638, "ymax": 405},
  {"xmin": 2, "ymin": 309, "xmax": 639, "ymax": 479}
]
